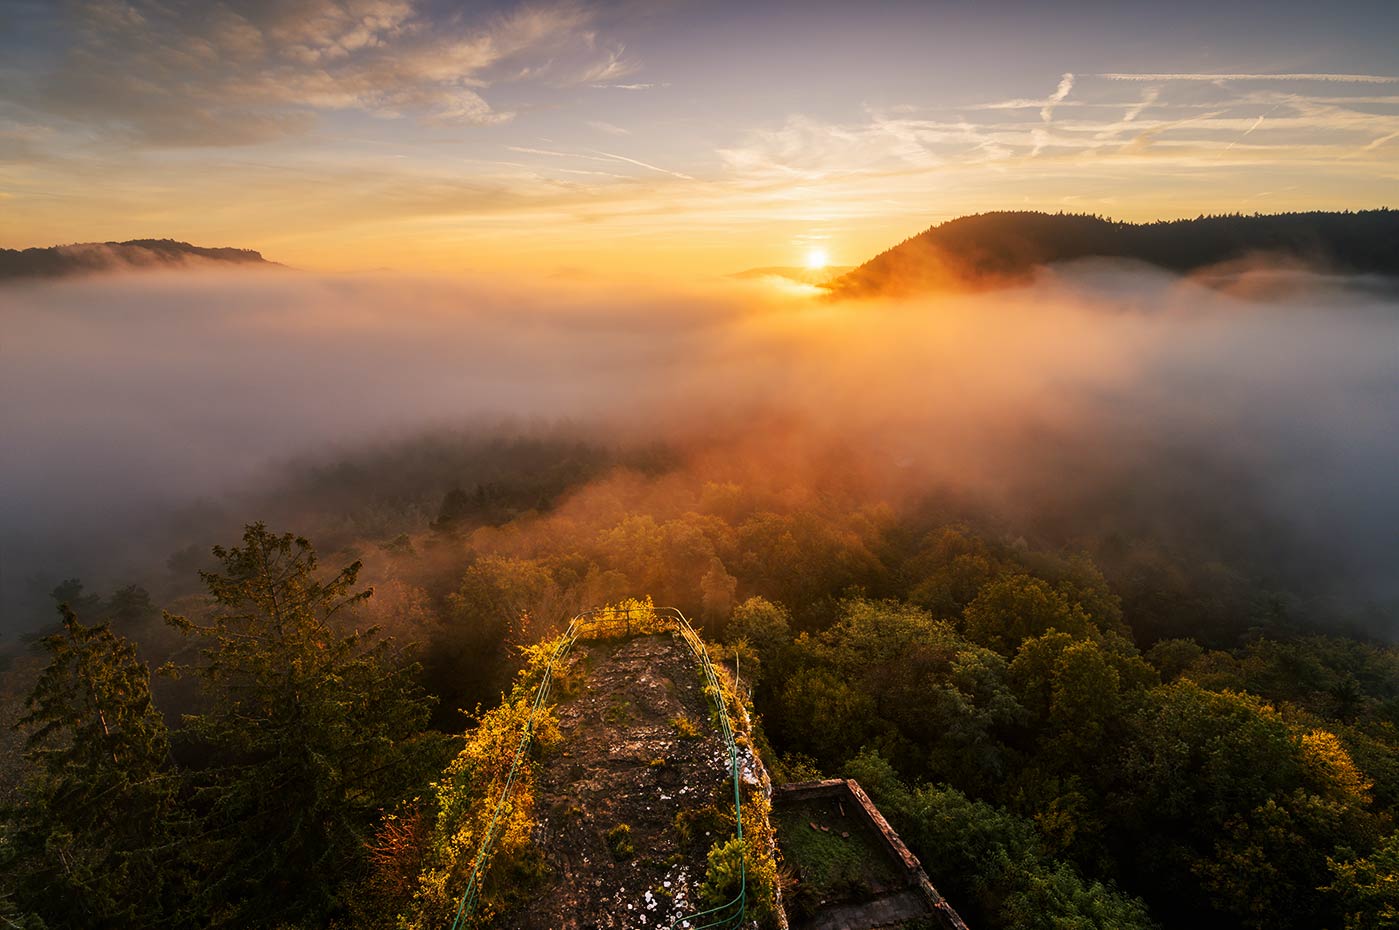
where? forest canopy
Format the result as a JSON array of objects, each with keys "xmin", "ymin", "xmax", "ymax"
[
  {"xmin": 4, "ymin": 436, "xmax": 1399, "ymax": 929},
  {"xmin": 831, "ymin": 210, "xmax": 1399, "ymax": 295}
]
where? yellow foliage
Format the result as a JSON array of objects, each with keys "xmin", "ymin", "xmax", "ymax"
[
  {"xmin": 397, "ymin": 676, "xmax": 560, "ymax": 929},
  {"xmin": 580, "ymin": 596, "xmax": 665, "ymax": 639},
  {"xmin": 1300, "ymin": 728, "xmax": 1372, "ymax": 805}
]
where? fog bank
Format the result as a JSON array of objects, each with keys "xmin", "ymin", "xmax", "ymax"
[{"xmin": 2, "ymin": 265, "xmax": 1396, "ymax": 634}]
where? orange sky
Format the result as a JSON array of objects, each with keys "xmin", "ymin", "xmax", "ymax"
[{"xmin": 2, "ymin": 2, "xmax": 1397, "ymax": 278}]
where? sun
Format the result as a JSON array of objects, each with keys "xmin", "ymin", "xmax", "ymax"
[{"xmin": 804, "ymin": 248, "xmax": 829, "ymax": 270}]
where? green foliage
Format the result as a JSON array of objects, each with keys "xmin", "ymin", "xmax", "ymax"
[
  {"xmin": 962, "ymin": 573, "xmax": 1102, "ymax": 655},
  {"xmin": 1107, "ymin": 680, "xmax": 1378, "ymax": 928},
  {"xmin": 674, "ymin": 796, "xmax": 735, "ymax": 850},
  {"xmin": 697, "ymin": 830, "xmax": 780, "ymax": 928},
  {"xmin": 846, "ymin": 751, "xmax": 1157, "ymax": 930},
  {"xmin": 723, "ymin": 596, "xmax": 793, "ymax": 686},
  {"xmin": 773, "ymin": 800, "xmax": 899, "ymax": 913},
  {"xmin": 4, "ymin": 606, "xmax": 176, "ymax": 928},
  {"xmin": 698, "ymin": 836, "xmax": 746, "ymax": 908},
  {"xmin": 604, "ymin": 823, "xmax": 635, "ymax": 861},
  {"xmin": 737, "ymin": 793, "xmax": 782, "ymax": 928},
  {"xmin": 398, "ymin": 649, "xmax": 563, "ymax": 929},
  {"xmin": 904, "ymin": 524, "xmax": 1004, "ymax": 618},
  {"xmin": 1145, "ymin": 637, "xmax": 1204, "ymax": 682},
  {"xmin": 166, "ymin": 523, "xmax": 436, "ymax": 929},
  {"xmin": 427, "ymin": 555, "xmax": 575, "ymax": 724},
  {"xmin": 1327, "ymin": 831, "xmax": 1399, "ymax": 930},
  {"xmin": 12, "ymin": 436, "xmax": 1399, "ymax": 930},
  {"xmin": 776, "ymin": 598, "xmax": 1022, "ymax": 786}
]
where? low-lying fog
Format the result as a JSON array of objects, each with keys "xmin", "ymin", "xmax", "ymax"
[{"xmin": 2, "ymin": 264, "xmax": 1396, "ymax": 635}]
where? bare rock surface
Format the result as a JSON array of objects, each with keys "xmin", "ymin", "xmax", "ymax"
[{"xmin": 498, "ymin": 633, "xmax": 733, "ymax": 930}]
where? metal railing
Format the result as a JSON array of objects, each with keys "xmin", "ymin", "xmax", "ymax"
[{"xmin": 447, "ymin": 604, "xmax": 746, "ymax": 930}]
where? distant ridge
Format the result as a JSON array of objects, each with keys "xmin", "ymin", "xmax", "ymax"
[
  {"xmin": 830, "ymin": 210, "xmax": 1399, "ymax": 296},
  {"xmin": 0, "ymin": 239, "xmax": 278, "ymax": 281}
]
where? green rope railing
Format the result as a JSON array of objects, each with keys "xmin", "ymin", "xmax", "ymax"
[{"xmin": 447, "ymin": 605, "xmax": 747, "ymax": 930}]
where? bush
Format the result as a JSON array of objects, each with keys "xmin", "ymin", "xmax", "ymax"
[{"xmin": 604, "ymin": 824, "xmax": 635, "ymax": 862}]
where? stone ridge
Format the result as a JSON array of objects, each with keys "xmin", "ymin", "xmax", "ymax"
[{"xmin": 497, "ymin": 633, "xmax": 747, "ymax": 929}]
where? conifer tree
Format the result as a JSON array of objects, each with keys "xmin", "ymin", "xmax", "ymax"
[
  {"xmin": 5, "ymin": 605, "xmax": 174, "ymax": 928},
  {"xmin": 166, "ymin": 523, "xmax": 435, "ymax": 927}
]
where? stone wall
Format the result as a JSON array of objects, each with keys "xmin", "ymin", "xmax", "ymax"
[{"xmin": 773, "ymin": 779, "xmax": 970, "ymax": 930}]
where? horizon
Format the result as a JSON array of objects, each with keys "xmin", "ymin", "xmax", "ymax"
[
  {"xmin": 7, "ymin": 205, "xmax": 1399, "ymax": 283},
  {"xmin": 3, "ymin": 1, "xmax": 1398, "ymax": 278}
]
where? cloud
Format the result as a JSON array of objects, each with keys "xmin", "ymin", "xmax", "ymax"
[
  {"xmin": 575, "ymin": 46, "xmax": 639, "ymax": 84},
  {"xmin": 1100, "ymin": 73, "xmax": 1399, "ymax": 84},
  {"xmin": 588, "ymin": 149, "xmax": 694, "ymax": 180},
  {"xmin": 1031, "ymin": 72, "xmax": 1073, "ymax": 155},
  {"xmin": 1223, "ymin": 113, "xmax": 1267, "ymax": 151},
  {"xmin": 507, "ymin": 144, "xmax": 694, "ymax": 180},
  {"xmin": 586, "ymin": 119, "xmax": 631, "ymax": 136},
  {"xmin": 1041, "ymin": 72, "xmax": 1075, "ymax": 122},
  {"xmin": 1357, "ymin": 129, "xmax": 1399, "ymax": 153},
  {"xmin": 1122, "ymin": 87, "xmax": 1160, "ymax": 123},
  {"xmin": 9, "ymin": 0, "xmax": 636, "ymax": 145},
  {"xmin": 719, "ymin": 72, "xmax": 1399, "ymax": 185}
]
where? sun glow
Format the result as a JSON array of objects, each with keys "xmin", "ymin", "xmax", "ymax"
[{"xmin": 805, "ymin": 248, "xmax": 829, "ymax": 270}]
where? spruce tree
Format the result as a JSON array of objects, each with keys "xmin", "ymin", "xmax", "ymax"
[
  {"xmin": 5, "ymin": 605, "xmax": 174, "ymax": 928},
  {"xmin": 166, "ymin": 523, "xmax": 435, "ymax": 927}
]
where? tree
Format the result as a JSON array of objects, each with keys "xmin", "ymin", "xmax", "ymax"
[
  {"xmin": 166, "ymin": 524, "xmax": 436, "ymax": 928},
  {"xmin": 1328, "ymin": 831, "xmax": 1399, "ymax": 930},
  {"xmin": 962, "ymin": 573, "xmax": 1100, "ymax": 655},
  {"xmin": 1109, "ymin": 681, "xmax": 1375, "ymax": 928},
  {"xmin": 722, "ymin": 596, "xmax": 792, "ymax": 687},
  {"xmin": 846, "ymin": 750, "xmax": 1157, "ymax": 930},
  {"xmin": 776, "ymin": 599, "xmax": 1022, "ymax": 786},
  {"xmin": 904, "ymin": 524, "xmax": 1003, "ymax": 618},
  {"xmin": 5, "ymin": 606, "xmax": 175, "ymax": 928}
]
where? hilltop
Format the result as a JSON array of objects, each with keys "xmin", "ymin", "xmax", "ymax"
[
  {"xmin": 388, "ymin": 605, "xmax": 966, "ymax": 930},
  {"xmin": 829, "ymin": 209, "xmax": 1399, "ymax": 296},
  {"xmin": 392, "ymin": 606, "xmax": 785, "ymax": 930},
  {"xmin": 0, "ymin": 239, "xmax": 277, "ymax": 281},
  {"xmin": 497, "ymin": 633, "xmax": 756, "ymax": 928}
]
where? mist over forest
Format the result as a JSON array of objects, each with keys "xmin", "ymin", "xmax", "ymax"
[
  {"xmin": 2, "ymin": 262, "xmax": 1396, "ymax": 638},
  {"xmin": 6, "ymin": 0, "xmax": 1399, "ymax": 925},
  {"xmin": 5, "ymin": 246, "xmax": 1399, "ymax": 930}
]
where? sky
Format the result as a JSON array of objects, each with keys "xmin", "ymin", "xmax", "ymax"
[{"xmin": 1, "ymin": 0, "xmax": 1397, "ymax": 277}]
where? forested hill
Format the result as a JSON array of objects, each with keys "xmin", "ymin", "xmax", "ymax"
[
  {"xmin": 0, "ymin": 239, "xmax": 276, "ymax": 281},
  {"xmin": 830, "ymin": 209, "xmax": 1399, "ymax": 295}
]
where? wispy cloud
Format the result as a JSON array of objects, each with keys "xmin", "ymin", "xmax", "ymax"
[
  {"xmin": 1029, "ymin": 73, "xmax": 1075, "ymax": 155},
  {"xmin": 586, "ymin": 120, "xmax": 632, "ymax": 136},
  {"xmin": 574, "ymin": 46, "xmax": 640, "ymax": 84},
  {"xmin": 508, "ymin": 144, "xmax": 693, "ymax": 180},
  {"xmin": 1123, "ymin": 87, "xmax": 1161, "ymax": 123},
  {"xmin": 590, "ymin": 149, "xmax": 695, "ymax": 180},
  {"xmin": 1356, "ymin": 130, "xmax": 1399, "ymax": 154},
  {"xmin": 7, "ymin": 0, "xmax": 636, "ymax": 145},
  {"xmin": 1101, "ymin": 73, "xmax": 1399, "ymax": 84},
  {"xmin": 715, "ymin": 72, "xmax": 1399, "ymax": 208},
  {"xmin": 1223, "ymin": 112, "xmax": 1269, "ymax": 151},
  {"xmin": 1041, "ymin": 73, "xmax": 1075, "ymax": 122}
]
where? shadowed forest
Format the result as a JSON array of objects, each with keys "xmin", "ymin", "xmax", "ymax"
[
  {"xmin": 4, "ymin": 424, "xmax": 1399, "ymax": 929},
  {"xmin": 834, "ymin": 210, "xmax": 1399, "ymax": 295}
]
